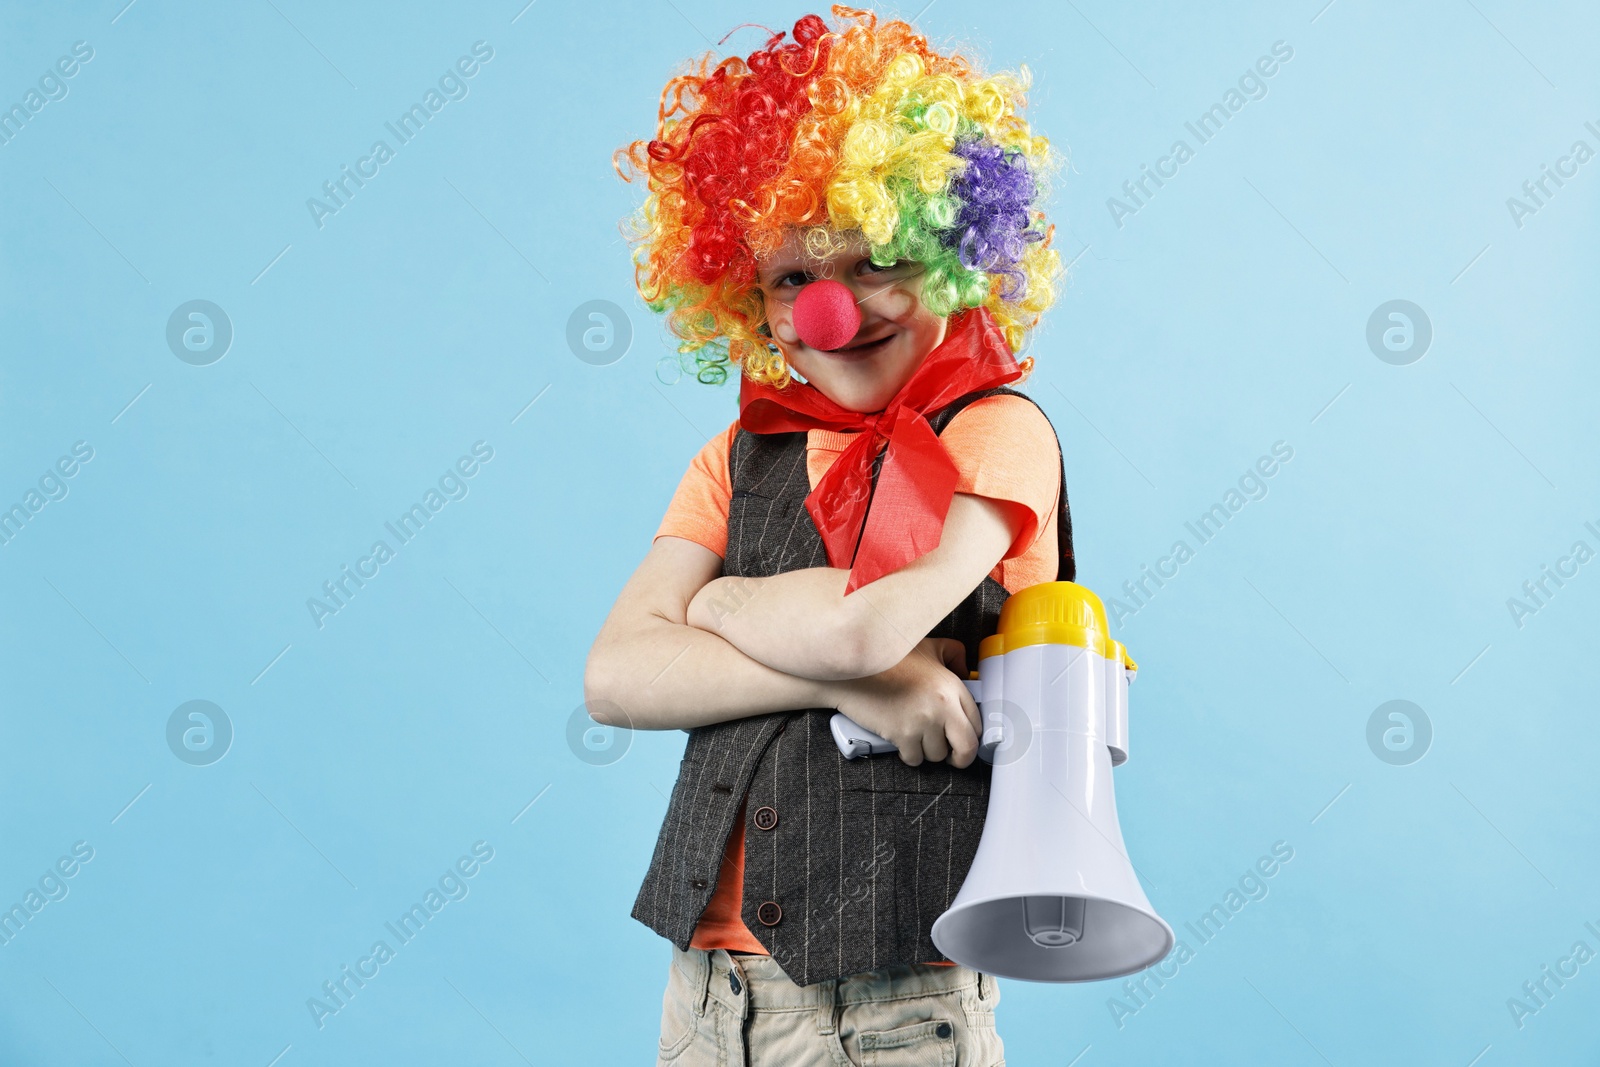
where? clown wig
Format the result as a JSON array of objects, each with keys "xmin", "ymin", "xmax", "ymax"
[{"xmin": 614, "ymin": 4, "xmax": 1064, "ymax": 387}]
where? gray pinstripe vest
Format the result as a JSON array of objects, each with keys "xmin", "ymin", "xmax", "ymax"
[{"xmin": 631, "ymin": 384, "xmax": 1075, "ymax": 987}]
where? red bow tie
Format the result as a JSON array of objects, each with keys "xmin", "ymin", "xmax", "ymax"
[{"xmin": 738, "ymin": 305, "xmax": 1023, "ymax": 594}]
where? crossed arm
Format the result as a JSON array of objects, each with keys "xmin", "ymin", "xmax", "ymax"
[
  {"xmin": 686, "ymin": 491, "xmax": 1022, "ymax": 679},
  {"xmin": 583, "ymin": 491, "xmax": 1024, "ymax": 731}
]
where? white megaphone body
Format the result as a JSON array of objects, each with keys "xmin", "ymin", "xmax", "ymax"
[{"xmin": 829, "ymin": 581, "xmax": 1174, "ymax": 982}]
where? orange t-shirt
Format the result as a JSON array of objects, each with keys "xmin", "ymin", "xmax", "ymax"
[{"xmin": 653, "ymin": 393, "xmax": 1063, "ymax": 964}]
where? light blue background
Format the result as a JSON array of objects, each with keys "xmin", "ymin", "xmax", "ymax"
[{"xmin": 2, "ymin": 0, "xmax": 1596, "ymax": 1064}]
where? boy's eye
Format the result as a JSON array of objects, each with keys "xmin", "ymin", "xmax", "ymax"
[{"xmin": 771, "ymin": 259, "xmax": 913, "ymax": 291}]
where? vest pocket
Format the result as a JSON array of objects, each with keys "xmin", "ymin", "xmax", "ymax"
[{"xmin": 838, "ymin": 788, "xmax": 986, "ymax": 821}]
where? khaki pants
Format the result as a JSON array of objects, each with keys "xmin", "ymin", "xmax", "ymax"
[{"xmin": 655, "ymin": 944, "xmax": 1005, "ymax": 1066}]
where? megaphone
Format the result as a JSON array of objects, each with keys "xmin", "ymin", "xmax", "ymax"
[{"xmin": 829, "ymin": 581, "xmax": 1173, "ymax": 982}]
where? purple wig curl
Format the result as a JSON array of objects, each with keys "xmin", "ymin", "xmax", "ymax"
[{"xmin": 946, "ymin": 134, "xmax": 1046, "ymax": 301}]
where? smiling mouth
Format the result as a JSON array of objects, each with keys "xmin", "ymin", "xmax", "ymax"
[{"xmin": 831, "ymin": 332, "xmax": 895, "ymax": 355}]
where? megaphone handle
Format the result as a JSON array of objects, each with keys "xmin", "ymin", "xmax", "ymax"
[
  {"xmin": 829, "ymin": 713, "xmax": 895, "ymax": 759},
  {"xmin": 830, "ymin": 679, "xmax": 1001, "ymax": 763}
]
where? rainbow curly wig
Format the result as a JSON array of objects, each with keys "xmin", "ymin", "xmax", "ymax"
[{"xmin": 614, "ymin": 4, "xmax": 1064, "ymax": 388}]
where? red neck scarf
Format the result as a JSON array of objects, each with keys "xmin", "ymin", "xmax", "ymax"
[{"xmin": 738, "ymin": 305, "xmax": 1023, "ymax": 594}]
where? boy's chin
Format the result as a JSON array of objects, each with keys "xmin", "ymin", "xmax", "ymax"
[
  {"xmin": 808, "ymin": 370, "xmax": 914, "ymax": 414},
  {"xmin": 795, "ymin": 346, "xmax": 928, "ymax": 412}
]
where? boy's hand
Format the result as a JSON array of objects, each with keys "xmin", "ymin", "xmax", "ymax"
[{"xmin": 825, "ymin": 637, "xmax": 982, "ymax": 769}]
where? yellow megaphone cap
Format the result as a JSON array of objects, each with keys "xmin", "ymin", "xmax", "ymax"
[{"xmin": 977, "ymin": 581, "xmax": 1135, "ymax": 668}]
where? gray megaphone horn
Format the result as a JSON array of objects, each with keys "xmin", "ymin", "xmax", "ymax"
[{"xmin": 829, "ymin": 581, "xmax": 1174, "ymax": 982}]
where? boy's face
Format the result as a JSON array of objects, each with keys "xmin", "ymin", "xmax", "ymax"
[{"xmin": 756, "ymin": 228, "xmax": 948, "ymax": 413}]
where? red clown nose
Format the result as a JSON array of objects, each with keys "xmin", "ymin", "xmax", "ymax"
[{"xmin": 791, "ymin": 279, "xmax": 862, "ymax": 352}]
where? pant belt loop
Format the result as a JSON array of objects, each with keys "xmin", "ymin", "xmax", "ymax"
[
  {"xmin": 815, "ymin": 977, "xmax": 839, "ymax": 1036},
  {"xmin": 696, "ymin": 949, "xmax": 714, "ymax": 1018},
  {"xmin": 730, "ymin": 955, "xmax": 750, "ymax": 1022}
]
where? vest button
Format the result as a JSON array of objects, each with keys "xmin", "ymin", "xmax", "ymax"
[
  {"xmin": 691, "ymin": 878, "xmax": 707, "ymax": 890},
  {"xmin": 752, "ymin": 805, "xmax": 778, "ymax": 831},
  {"xmin": 756, "ymin": 900, "xmax": 783, "ymax": 926}
]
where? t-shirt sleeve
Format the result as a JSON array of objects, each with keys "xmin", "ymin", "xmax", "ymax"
[
  {"xmin": 653, "ymin": 419, "xmax": 738, "ymax": 559},
  {"xmin": 939, "ymin": 394, "xmax": 1061, "ymax": 562}
]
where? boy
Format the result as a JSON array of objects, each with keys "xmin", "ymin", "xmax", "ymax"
[{"xmin": 586, "ymin": 6, "xmax": 1075, "ymax": 1062}]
